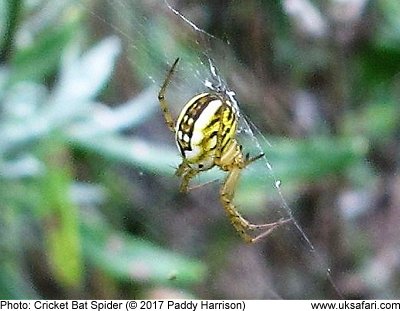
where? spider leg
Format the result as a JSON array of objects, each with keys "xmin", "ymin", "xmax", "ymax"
[
  {"xmin": 220, "ymin": 163, "xmax": 290, "ymax": 243},
  {"xmin": 175, "ymin": 161, "xmax": 199, "ymax": 193},
  {"xmin": 247, "ymin": 218, "xmax": 292, "ymax": 243},
  {"xmin": 187, "ymin": 179, "xmax": 219, "ymax": 191},
  {"xmin": 244, "ymin": 152, "xmax": 264, "ymax": 166},
  {"xmin": 214, "ymin": 107, "xmax": 259, "ymax": 241},
  {"xmin": 158, "ymin": 58, "xmax": 180, "ymax": 133},
  {"xmin": 220, "ymin": 166, "xmax": 255, "ymax": 243}
]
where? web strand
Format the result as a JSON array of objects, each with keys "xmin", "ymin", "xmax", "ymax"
[
  {"xmin": 203, "ymin": 57, "xmax": 315, "ymax": 250},
  {"xmin": 163, "ymin": 0, "xmax": 218, "ymax": 40},
  {"xmin": 81, "ymin": 0, "xmax": 342, "ymax": 297}
]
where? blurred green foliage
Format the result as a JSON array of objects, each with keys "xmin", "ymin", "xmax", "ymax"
[
  {"xmin": 0, "ymin": 0, "xmax": 399, "ymax": 300},
  {"xmin": 0, "ymin": 0, "xmax": 205, "ymax": 299}
]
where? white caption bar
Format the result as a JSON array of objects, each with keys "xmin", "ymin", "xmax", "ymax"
[{"xmin": 1, "ymin": 300, "xmax": 400, "ymax": 311}]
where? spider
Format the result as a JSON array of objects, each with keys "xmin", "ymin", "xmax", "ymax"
[{"xmin": 158, "ymin": 58, "xmax": 290, "ymax": 243}]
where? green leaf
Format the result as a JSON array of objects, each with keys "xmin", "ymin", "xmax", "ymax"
[
  {"xmin": 262, "ymin": 136, "xmax": 369, "ymax": 183},
  {"xmin": 66, "ymin": 131, "xmax": 367, "ymax": 215},
  {"xmin": 0, "ymin": 262, "xmax": 37, "ymax": 299},
  {"xmin": 82, "ymin": 217, "xmax": 206, "ymax": 285},
  {"xmin": 66, "ymin": 86, "xmax": 159, "ymax": 137},
  {"xmin": 357, "ymin": 45, "xmax": 400, "ymax": 88},
  {"xmin": 38, "ymin": 141, "xmax": 82, "ymax": 289},
  {"xmin": 52, "ymin": 36, "xmax": 121, "ymax": 106},
  {"xmin": 343, "ymin": 100, "xmax": 398, "ymax": 140},
  {"xmin": 376, "ymin": 0, "xmax": 400, "ymax": 48},
  {"xmin": 9, "ymin": 20, "xmax": 79, "ymax": 84},
  {"xmin": 0, "ymin": 37, "xmax": 121, "ymax": 156},
  {"xmin": 236, "ymin": 135, "xmax": 368, "ymax": 211},
  {"xmin": 69, "ymin": 135, "xmax": 178, "ymax": 175},
  {"xmin": 0, "ymin": 200, "xmax": 38, "ymax": 299},
  {"xmin": 68, "ymin": 131, "xmax": 367, "ymax": 184}
]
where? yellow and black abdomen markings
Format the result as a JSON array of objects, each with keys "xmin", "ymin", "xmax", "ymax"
[{"xmin": 175, "ymin": 92, "xmax": 238, "ymax": 169}]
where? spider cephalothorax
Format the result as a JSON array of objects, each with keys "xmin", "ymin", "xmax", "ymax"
[{"xmin": 158, "ymin": 58, "xmax": 289, "ymax": 243}]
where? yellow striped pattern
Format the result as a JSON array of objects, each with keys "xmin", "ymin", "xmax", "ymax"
[{"xmin": 175, "ymin": 93, "xmax": 238, "ymax": 170}]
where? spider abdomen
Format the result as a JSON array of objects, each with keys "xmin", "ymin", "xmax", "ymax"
[{"xmin": 175, "ymin": 92, "xmax": 237, "ymax": 170}]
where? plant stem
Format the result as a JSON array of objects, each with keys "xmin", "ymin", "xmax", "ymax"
[{"xmin": 0, "ymin": 0, "xmax": 23, "ymax": 63}]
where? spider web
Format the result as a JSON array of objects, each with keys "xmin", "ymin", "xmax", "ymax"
[{"xmin": 81, "ymin": 0, "xmax": 341, "ymax": 299}]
